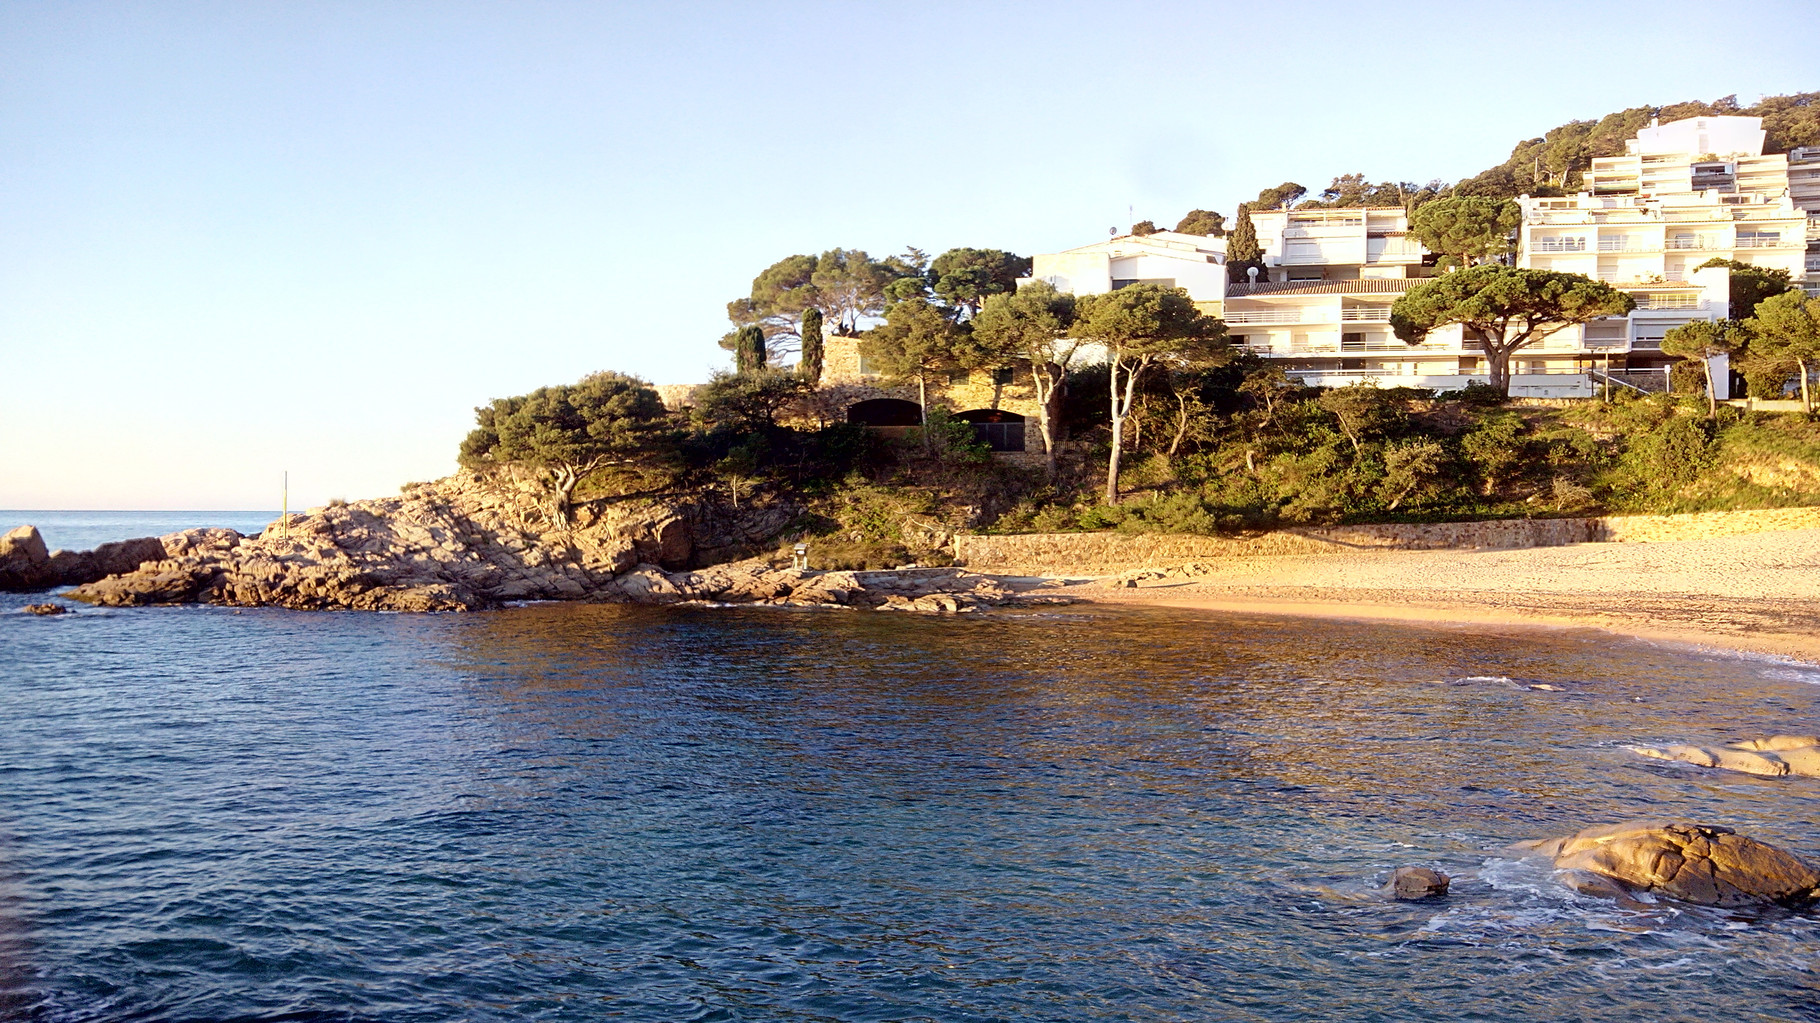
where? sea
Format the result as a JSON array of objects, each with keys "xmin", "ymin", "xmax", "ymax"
[{"xmin": 3, "ymin": 512, "xmax": 1820, "ymax": 1022}]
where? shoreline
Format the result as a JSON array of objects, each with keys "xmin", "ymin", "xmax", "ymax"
[
  {"xmin": 980, "ymin": 528, "xmax": 1820, "ymax": 665},
  {"xmin": 1052, "ymin": 583, "xmax": 1820, "ymax": 665}
]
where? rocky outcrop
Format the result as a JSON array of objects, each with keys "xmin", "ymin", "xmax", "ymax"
[
  {"xmin": 42, "ymin": 471, "xmax": 1045, "ymax": 614},
  {"xmin": 0, "ymin": 526, "xmax": 57, "ymax": 590},
  {"xmin": 1513, "ymin": 820, "xmax": 1820, "ymax": 908},
  {"xmin": 23, "ymin": 603, "xmax": 67, "ymax": 616},
  {"xmin": 1, "ymin": 525, "xmax": 175, "ymax": 592},
  {"xmin": 1633, "ymin": 736, "xmax": 1820, "ymax": 779}
]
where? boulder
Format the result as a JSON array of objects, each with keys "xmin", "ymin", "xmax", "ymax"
[
  {"xmin": 45, "ymin": 536, "xmax": 168, "ymax": 586},
  {"xmin": 1515, "ymin": 820, "xmax": 1820, "ymax": 908},
  {"xmin": 0, "ymin": 525, "xmax": 56, "ymax": 591},
  {"xmin": 22, "ymin": 603, "xmax": 66, "ymax": 616},
  {"xmin": 1386, "ymin": 866, "xmax": 1449, "ymax": 900},
  {"xmin": 1634, "ymin": 736, "xmax": 1820, "ymax": 779}
]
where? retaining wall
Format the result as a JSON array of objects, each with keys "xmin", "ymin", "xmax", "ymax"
[{"xmin": 953, "ymin": 506, "xmax": 1820, "ymax": 577}]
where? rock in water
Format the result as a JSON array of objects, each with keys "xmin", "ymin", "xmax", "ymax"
[
  {"xmin": 0, "ymin": 525, "xmax": 56, "ymax": 591},
  {"xmin": 23, "ymin": 603, "xmax": 67, "ymax": 615},
  {"xmin": 1515, "ymin": 820, "xmax": 1820, "ymax": 908},
  {"xmin": 1634, "ymin": 736, "xmax": 1820, "ymax": 779},
  {"xmin": 1387, "ymin": 866, "xmax": 1449, "ymax": 900}
]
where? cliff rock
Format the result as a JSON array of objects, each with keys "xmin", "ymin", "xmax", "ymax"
[
  {"xmin": 48, "ymin": 470, "xmax": 1036, "ymax": 613},
  {"xmin": 0, "ymin": 525, "xmax": 55, "ymax": 590}
]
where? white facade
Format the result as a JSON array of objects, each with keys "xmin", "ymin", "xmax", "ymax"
[
  {"xmin": 1518, "ymin": 114, "xmax": 1814, "ymax": 394},
  {"xmin": 1025, "ymin": 231, "xmax": 1228, "ymax": 309}
]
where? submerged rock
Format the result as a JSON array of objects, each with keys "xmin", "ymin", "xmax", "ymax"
[
  {"xmin": 1386, "ymin": 866, "xmax": 1449, "ymax": 900},
  {"xmin": 1634, "ymin": 736, "xmax": 1820, "ymax": 779},
  {"xmin": 22, "ymin": 603, "xmax": 67, "ymax": 616},
  {"xmin": 1514, "ymin": 820, "xmax": 1820, "ymax": 908}
]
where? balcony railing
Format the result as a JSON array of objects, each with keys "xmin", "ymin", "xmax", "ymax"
[
  {"xmin": 1223, "ymin": 310, "xmax": 1307, "ymax": 325},
  {"xmin": 1597, "ymin": 239, "xmax": 1647, "ymax": 252},
  {"xmin": 1735, "ymin": 236, "xmax": 1787, "ymax": 248},
  {"xmin": 1633, "ymin": 295, "xmax": 1702, "ymax": 311},
  {"xmin": 1340, "ymin": 306, "xmax": 1393, "ymax": 321},
  {"xmin": 1530, "ymin": 238, "xmax": 1588, "ymax": 252},
  {"xmin": 1665, "ymin": 238, "xmax": 1721, "ymax": 250}
]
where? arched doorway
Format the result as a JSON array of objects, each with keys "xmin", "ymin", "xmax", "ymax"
[
  {"xmin": 846, "ymin": 398, "xmax": 924, "ymax": 426},
  {"xmin": 955, "ymin": 409, "xmax": 1026, "ymax": 452},
  {"xmin": 847, "ymin": 398, "xmax": 923, "ymax": 442}
]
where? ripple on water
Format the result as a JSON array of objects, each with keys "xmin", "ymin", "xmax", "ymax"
[{"xmin": 2, "ymin": 598, "xmax": 1820, "ymax": 1021}]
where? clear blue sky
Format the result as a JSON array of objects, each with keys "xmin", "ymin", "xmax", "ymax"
[{"xmin": 3, "ymin": 0, "xmax": 1815, "ymax": 508}]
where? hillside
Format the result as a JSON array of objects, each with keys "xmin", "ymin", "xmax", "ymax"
[{"xmin": 1454, "ymin": 92, "xmax": 1820, "ymax": 200}]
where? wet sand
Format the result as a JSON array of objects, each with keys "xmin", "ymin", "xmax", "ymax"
[{"xmin": 1034, "ymin": 527, "xmax": 1820, "ymax": 664}]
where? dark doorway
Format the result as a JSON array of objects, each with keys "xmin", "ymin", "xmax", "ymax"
[{"xmin": 955, "ymin": 409, "xmax": 1026, "ymax": 452}]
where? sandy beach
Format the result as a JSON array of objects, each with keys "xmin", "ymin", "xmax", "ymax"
[{"xmin": 1043, "ymin": 527, "xmax": 1820, "ymax": 664}]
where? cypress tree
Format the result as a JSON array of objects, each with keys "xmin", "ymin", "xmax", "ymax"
[
  {"xmin": 1226, "ymin": 207, "xmax": 1265, "ymax": 285},
  {"xmin": 734, "ymin": 325, "xmax": 767, "ymax": 374},
  {"xmin": 799, "ymin": 307, "xmax": 824, "ymax": 384}
]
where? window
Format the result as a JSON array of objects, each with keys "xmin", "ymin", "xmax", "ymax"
[
  {"xmin": 1341, "ymin": 332, "xmax": 1366, "ymax": 351},
  {"xmin": 992, "ymin": 366, "xmax": 1015, "ymax": 386}
]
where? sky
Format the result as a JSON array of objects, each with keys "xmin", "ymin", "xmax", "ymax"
[{"xmin": 2, "ymin": 0, "xmax": 1816, "ymax": 509}]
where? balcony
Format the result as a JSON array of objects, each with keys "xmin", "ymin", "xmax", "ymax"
[
  {"xmin": 1597, "ymin": 238, "xmax": 1650, "ymax": 252},
  {"xmin": 1340, "ymin": 306, "xmax": 1393, "ymax": 321},
  {"xmin": 1665, "ymin": 238, "xmax": 1721, "ymax": 250},
  {"xmin": 1530, "ymin": 238, "xmax": 1588, "ymax": 253},
  {"xmin": 1735, "ymin": 236, "xmax": 1788, "ymax": 248},
  {"xmin": 1223, "ymin": 309, "xmax": 1309, "ymax": 325},
  {"xmin": 1633, "ymin": 294, "xmax": 1702, "ymax": 311}
]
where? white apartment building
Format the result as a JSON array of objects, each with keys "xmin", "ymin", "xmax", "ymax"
[
  {"xmin": 1218, "ymin": 207, "xmax": 1575, "ymax": 393},
  {"xmin": 1517, "ymin": 114, "xmax": 1813, "ymax": 394},
  {"xmin": 1025, "ymin": 231, "xmax": 1229, "ymax": 312}
]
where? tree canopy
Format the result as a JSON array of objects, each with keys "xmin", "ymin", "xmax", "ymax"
[
  {"xmin": 968, "ymin": 281, "xmax": 1081, "ymax": 471},
  {"xmin": 1662, "ymin": 319, "xmax": 1747, "ymax": 416},
  {"xmin": 928, "ymin": 247, "xmax": 1031, "ymax": 318},
  {"xmin": 1297, "ymin": 174, "xmax": 1446, "ymax": 210},
  {"xmin": 1391, "ymin": 267, "xmax": 1634, "ymax": 395},
  {"xmin": 458, "ymin": 372, "xmax": 676, "ymax": 524},
  {"xmin": 859, "ymin": 297, "xmax": 967, "ymax": 432},
  {"xmin": 1072, "ymin": 284, "xmax": 1229, "ymax": 503},
  {"xmin": 1409, "ymin": 196, "xmax": 1521, "ymax": 269},
  {"xmin": 1693, "ymin": 258, "xmax": 1797, "ymax": 319},
  {"xmin": 1746, "ymin": 290, "xmax": 1820, "ymax": 410},
  {"xmin": 1173, "ymin": 209, "xmax": 1226, "ymax": 236}
]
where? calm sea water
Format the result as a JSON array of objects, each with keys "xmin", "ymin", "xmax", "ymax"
[
  {"xmin": 1, "ymin": 512, "xmax": 280, "ymax": 554},
  {"xmin": 4, "ymin": 519, "xmax": 1820, "ymax": 1021}
]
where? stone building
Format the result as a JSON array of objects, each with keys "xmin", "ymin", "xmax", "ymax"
[{"xmin": 820, "ymin": 333, "xmax": 1045, "ymax": 455}]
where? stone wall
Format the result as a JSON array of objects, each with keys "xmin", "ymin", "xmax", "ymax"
[{"xmin": 953, "ymin": 505, "xmax": 1820, "ymax": 576}]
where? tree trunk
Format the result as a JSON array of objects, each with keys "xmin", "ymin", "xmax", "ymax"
[
  {"xmin": 1104, "ymin": 355, "xmax": 1147, "ymax": 506},
  {"xmin": 1167, "ymin": 392, "xmax": 1191, "ymax": 458},
  {"xmin": 918, "ymin": 371, "xmax": 930, "ymax": 452},
  {"xmin": 1488, "ymin": 345, "xmax": 1512, "ymax": 397},
  {"xmin": 1032, "ymin": 365, "xmax": 1059, "ymax": 475},
  {"xmin": 1702, "ymin": 356, "xmax": 1717, "ymax": 418},
  {"xmin": 551, "ymin": 467, "xmax": 580, "ymax": 529}
]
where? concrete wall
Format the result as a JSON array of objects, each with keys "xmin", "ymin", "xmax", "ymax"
[{"xmin": 953, "ymin": 506, "xmax": 1820, "ymax": 576}]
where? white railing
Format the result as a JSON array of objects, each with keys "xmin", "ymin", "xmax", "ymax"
[
  {"xmin": 1340, "ymin": 307, "xmax": 1393, "ymax": 321},
  {"xmin": 1634, "ymin": 295, "xmax": 1702, "ymax": 310},
  {"xmin": 1597, "ymin": 238, "xmax": 1648, "ymax": 252},
  {"xmin": 1735, "ymin": 236, "xmax": 1787, "ymax": 248},
  {"xmin": 1665, "ymin": 238, "xmax": 1720, "ymax": 249},
  {"xmin": 1223, "ymin": 309, "xmax": 1307, "ymax": 325},
  {"xmin": 1531, "ymin": 238, "xmax": 1588, "ymax": 252}
]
